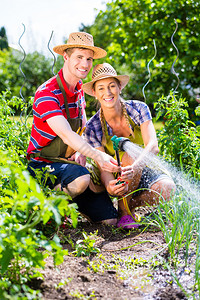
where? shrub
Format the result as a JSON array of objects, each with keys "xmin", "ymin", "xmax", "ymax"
[{"xmin": 155, "ymin": 91, "xmax": 200, "ymax": 179}]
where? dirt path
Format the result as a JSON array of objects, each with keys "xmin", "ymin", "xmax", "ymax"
[{"xmin": 31, "ymin": 214, "xmax": 189, "ymax": 300}]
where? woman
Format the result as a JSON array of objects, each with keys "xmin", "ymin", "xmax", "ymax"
[{"xmin": 83, "ymin": 63, "xmax": 176, "ymax": 229}]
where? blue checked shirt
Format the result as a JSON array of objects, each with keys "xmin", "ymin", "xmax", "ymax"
[{"xmin": 84, "ymin": 100, "xmax": 152, "ymax": 148}]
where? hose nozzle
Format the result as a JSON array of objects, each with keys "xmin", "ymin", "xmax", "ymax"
[{"xmin": 111, "ymin": 135, "xmax": 130, "ymax": 151}]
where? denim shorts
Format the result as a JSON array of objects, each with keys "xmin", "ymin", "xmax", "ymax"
[
  {"xmin": 133, "ymin": 166, "xmax": 170, "ymax": 197},
  {"xmin": 27, "ymin": 161, "xmax": 90, "ymax": 190}
]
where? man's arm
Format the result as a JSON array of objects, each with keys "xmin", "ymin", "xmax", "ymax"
[
  {"xmin": 46, "ymin": 115, "xmax": 120, "ymax": 173},
  {"xmin": 82, "ymin": 110, "xmax": 87, "ymax": 128}
]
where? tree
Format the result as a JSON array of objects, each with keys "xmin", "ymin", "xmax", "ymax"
[
  {"xmin": 0, "ymin": 49, "xmax": 62, "ymax": 103},
  {"xmin": 81, "ymin": 0, "xmax": 200, "ymax": 114},
  {"xmin": 0, "ymin": 27, "xmax": 9, "ymax": 50}
]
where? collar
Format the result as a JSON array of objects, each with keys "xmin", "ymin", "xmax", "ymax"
[{"xmin": 58, "ymin": 69, "xmax": 83, "ymax": 97}]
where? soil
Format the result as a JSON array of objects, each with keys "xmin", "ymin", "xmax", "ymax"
[{"xmin": 31, "ymin": 208, "xmax": 191, "ymax": 300}]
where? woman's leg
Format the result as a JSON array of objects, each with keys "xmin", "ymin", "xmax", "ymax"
[
  {"xmin": 117, "ymin": 153, "xmax": 176, "ymax": 218},
  {"xmin": 130, "ymin": 177, "xmax": 176, "ymax": 210}
]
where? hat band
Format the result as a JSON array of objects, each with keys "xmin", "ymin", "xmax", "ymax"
[{"xmin": 92, "ymin": 73, "xmax": 118, "ymax": 81}]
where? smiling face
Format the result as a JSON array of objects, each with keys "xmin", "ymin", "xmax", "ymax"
[
  {"xmin": 93, "ymin": 77, "xmax": 121, "ymax": 109},
  {"xmin": 63, "ymin": 48, "xmax": 94, "ymax": 81}
]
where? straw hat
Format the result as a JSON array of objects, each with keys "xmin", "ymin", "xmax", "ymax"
[
  {"xmin": 82, "ymin": 63, "xmax": 130, "ymax": 96},
  {"xmin": 53, "ymin": 32, "xmax": 107, "ymax": 59}
]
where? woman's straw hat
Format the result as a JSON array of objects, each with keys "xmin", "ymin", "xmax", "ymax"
[
  {"xmin": 82, "ymin": 63, "xmax": 130, "ymax": 96},
  {"xmin": 53, "ymin": 32, "xmax": 107, "ymax": 59}
]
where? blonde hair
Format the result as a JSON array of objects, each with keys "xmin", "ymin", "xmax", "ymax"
[{"xmin": 99, "ymin": 98, "xmax": 134, "ymax": 147}]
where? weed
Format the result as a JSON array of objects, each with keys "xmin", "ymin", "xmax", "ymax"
[
  {"xmin": 69, "ymin": 290, "xmax": 96, "ymax": 299},
  {"xmin": 54, "ymin": 278, "xmax": 72, "ymax": 289},
  {"xmin": 73, "ymin": 230, "xmax": 100, "ymax": 257}
]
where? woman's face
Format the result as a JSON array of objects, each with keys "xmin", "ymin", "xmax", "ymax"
[{"xmin": 93, "ymin": 77, "xmax": 121, "ymax": 108}]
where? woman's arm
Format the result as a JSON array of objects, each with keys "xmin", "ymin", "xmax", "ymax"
[
  {"xmin": 121, "ymin": 120, "xmax": 159, "ymax": 180},
  {"xmin": 96, "ymin": 146, "xmax": 129, "ymax": 196},
  {"xmin": 141, "ymin": 120, "xmax": 159, "ymax": 154}
]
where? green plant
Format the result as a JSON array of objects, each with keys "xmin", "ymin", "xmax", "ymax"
[
  {"xmin": 0, "ymin": 150, "xmax": 78, "ymax": 298},
  {"xmin": 155, "ymin": 91, "xmax": 200, "ymax": 179},
  {"xmin": 73, "ymin": 230, "xmax": 100, "ymax": 257},
  {"xmin": 0, "ymin": 90, "xmax": 32, "ymax": 165},
  {"xmin": 69, "ymin": 290, "xmax": 96, "ymax": 299}
]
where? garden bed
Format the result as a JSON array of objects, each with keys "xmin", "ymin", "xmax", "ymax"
[{"xmin": 30, "ymin": 208, "xmax": 192, "ymax": 300}]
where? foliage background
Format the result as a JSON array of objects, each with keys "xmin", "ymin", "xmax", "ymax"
[
  {"xmin": 80, "ymin": 0, "xmax": 200, "ymax": 118},
  {"xmin": 1, "ymin": 0, "xmax": 200, "ymax": 119}
]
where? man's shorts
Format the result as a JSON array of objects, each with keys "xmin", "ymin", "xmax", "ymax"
[
  {"xmin": 27, "ymin": 161, "xmax": 118, "ymax": 222},
  {"xmin": 27, "ymin": 161, "xmax": 90, "ymax": 190}
]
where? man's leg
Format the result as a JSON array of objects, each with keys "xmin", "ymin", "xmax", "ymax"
[
  {"xmin": 73, "ymin": 187, "xmax": 118, "ymax": 225},
  {"xmin": 28, "ymin": 162, "xmax": 117, "ymax": 225},
  {"xmin": 54, "ymin": 174, "xmax": 90, "ymax": 198}
]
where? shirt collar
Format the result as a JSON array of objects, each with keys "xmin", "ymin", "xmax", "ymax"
[{"xmin": 58, "ymin": 69, "xmax": 83, "ymax": 96}]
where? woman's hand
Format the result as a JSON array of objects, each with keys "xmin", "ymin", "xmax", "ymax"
[
  {"xmin": 107, "ymin": 179, "xmax": 128, "ymax": 197},
  {"xmin": 121, "ymin": 163, "xmax": 142, "ymax": 180},
  {"xmin": 67, "ymin": 152, "xmax": 86, "ymax": 166}
]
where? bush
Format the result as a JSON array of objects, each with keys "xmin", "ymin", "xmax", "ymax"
[
  {"xmin": 155, "ymin": 91, "xmax": 200, "ymax": 179},
  {"xmin": 0, "ymin": 90, "xmax": 79, "ymax": 298}
]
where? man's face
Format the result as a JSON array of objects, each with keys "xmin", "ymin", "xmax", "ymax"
[{"xmin": 64, "ymin": 48, "xmax": 94, "ymax": 80}]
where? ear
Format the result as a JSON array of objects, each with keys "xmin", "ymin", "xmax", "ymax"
[
  {"xmin": 92, "ymin": 89, "xmax": 96, "ymax": 98},
  {"xmin": 63, "ymin": 52, "xmax": 68, "ymax": 61}
]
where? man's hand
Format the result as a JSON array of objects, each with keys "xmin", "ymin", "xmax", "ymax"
[
  {"xmin": 75, "ymin": 152, "xmax": 86, "ymax": 166},
  {"xmin": 95, "ymin": 150, "xmax": 121, "ymax": 173}
]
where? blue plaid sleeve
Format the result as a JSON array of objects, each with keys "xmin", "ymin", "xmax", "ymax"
[
  {"xmin": 84, "ymin": 112, "xmax": 103, "ymax": 148},
  {"xmin": 125, "ymin": 100, "xmax": 152, "ymax": 125}
]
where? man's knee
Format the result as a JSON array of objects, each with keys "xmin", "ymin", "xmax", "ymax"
[{"xmin": 67, "ymin": 174, "xmax": 90, "ymax": 197}]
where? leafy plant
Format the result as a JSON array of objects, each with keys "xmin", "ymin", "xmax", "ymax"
[
  {"xmin": 0, "ymin": 90, "xmax": 32, "ymax": 165},
  {"xmin": 155, "ymin": 91, "xmax": 200, "ymax": 179},
  {"xmin": 0, "ymin": 150, "xmax": 78, "ymax": 298},
  {"xmin": 73, "ymin": 231, "xmax": 100, "ymax": 257}
]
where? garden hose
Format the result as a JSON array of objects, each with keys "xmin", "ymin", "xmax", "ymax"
[{"xmin": 111, "ymin": 135, "xmax": 140, "ymax": 223}]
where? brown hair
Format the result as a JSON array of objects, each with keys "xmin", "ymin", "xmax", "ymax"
[
  {"xmin": 64, "ymin": 47, "xmax": 94, "ymax": 57},
  {"xmin": 93, "ymin": 77, "xmax": 121, "ymax": 92}
]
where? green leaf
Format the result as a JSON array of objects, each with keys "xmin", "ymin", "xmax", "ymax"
[{"xmin": 0, "ymin": 246, "xmax": 13, "ymax": 274}]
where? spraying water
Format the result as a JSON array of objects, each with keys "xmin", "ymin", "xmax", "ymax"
[{"xmin": 121, "ymin": 139, "xmax": 200, "ymax": 203}]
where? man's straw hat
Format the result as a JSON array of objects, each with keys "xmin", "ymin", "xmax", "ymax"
[
  {"xmin": 82, "ymin": 63, "xmax": 130, "ymax": 96},
  {"xmin": 53, "ymin": 32, "xmax": 107, "ymax": 59}
]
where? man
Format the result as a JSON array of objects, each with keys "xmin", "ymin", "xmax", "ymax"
[{"xmin": 27, "ymin": 32, "xmax": 119, "ymax": 225}]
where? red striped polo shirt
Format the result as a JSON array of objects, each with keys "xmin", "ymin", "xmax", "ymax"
[{"xmin": 27, "ymin": 68, "xmax": 86, "ymax": 162}]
